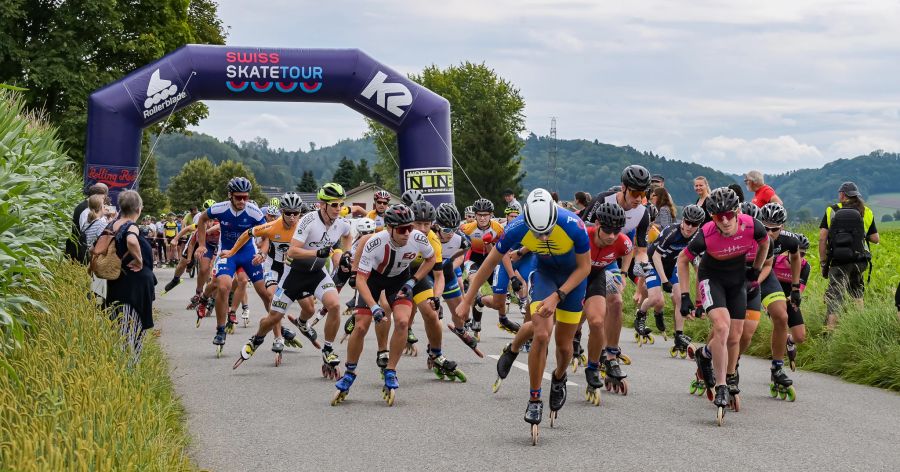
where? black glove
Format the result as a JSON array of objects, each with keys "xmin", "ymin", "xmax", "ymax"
[
  {"xmin": 348, "ymin": 271, "xmax": 357, "ymax": 289},
  {"xmin": 510, "ymin": 276, "xmax": 523, "ymax": 293},
  {"xmin": 316, "ymin": 247, "xmax": 331, "ymax": 258},
  {"xmin": 747, "ymin": 281, "xmax": 760, "ymax": 300},
  {"xmin": 429, "ymin": 296, "xmax": 443, "ymax": 318},
  {"xmin": 371, "ymin": 305, "xmax": 386, "ymax": 323},
  {"xmin": 746, "ymin": 266, "xmax": 761, "ymax": 283},
  {"xmin": 339, "ymin": 252, "xmax": 352, "ymax": 272},
  {"xmin": 662, "ymin": 281, "xmax": 673, "ymax": 293},
  {"xmin": 399, "ymin": 278, "xmax": 417, "ymax": 298},
  {"xmin": 790, "ymin": 289, "xmax": 802, "ymax": 307},
  {"xmin": 680, "ymin": 293, "xmax": 693, "ymax": 316}
]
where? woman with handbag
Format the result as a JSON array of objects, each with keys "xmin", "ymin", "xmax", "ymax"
[{"xmin": 98, "ymin": 190, "xmax": 157, "ymax": 367}]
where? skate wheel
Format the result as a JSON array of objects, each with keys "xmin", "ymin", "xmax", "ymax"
[
  {"xmin": 789, "ymin": 360, "xmax": 797, "ymax": 372},
  {"xmin": 786, "ymin": 386, "xmax": 796, "ymax": 402},
  {"xmin": 196, "ymin": 318, "xmax": 201, "ymax": 328},
  {"xmin": 322, "ymin": 365, "xmax": 329, "ymax": 378},
  {"xmin": 779, "ymin": 390, "xmax": 787, "ymax": 400},
  {"xmin": 680, "ymin": 350, "xmax": 687, "ymax": 359},
  {"xmin": 605, "ymin": 382, "xmax": 612, "ymax": 392},
  {"xmin": 619, "ymin": 354, "xmax": 632, "ymax": 365},
  {"xmin": 648, "ymin": 335, "xmax": 655, "ymax": 345},
  {"xmin": 769, "ymin": 384, "xmax": 778, "ymax": 398},
  {"xmin": 549, "ymin": 410, "xmax": 557, "ymax": 428},
  {"xmin": 530, "ymin": 424, "xmax": 539, "ymax": 446},
  {"xmin": 274, "ymin": 353, "xmax": 282, "ymax": 367},
  {"xmin": 216, "ymin": 345, "xmax": 223, "ymax": 358},
  {"xmin": 705, "ymin": 387, "xmax": 713, "ymax": 401},
  {"xmin": 384, "ymin": 388, "xmax": 395, "ymax": 406},
  {"xmin": 731, "ymin": 394, "xmax": 741, "ymax": 412},
  {"xmin": 669, "ymin": 347, "xmax": 677, "ymax": 358},
  {"xmin": 689, "ymin": 381, "xmax": 698, "ymax": 395},
  {"xmin": 571, "ymin": 358, "xmax": 578, "ymax": 373},
  {"xmin": 455, "ymin": 370, "xmax": 467, "ymax": 383},
  {"xmin": 433, "ymin": 370, "xmax": 444, "ymax": 380},
  {"xmin": 716, "ymin": 406, "xmax": 726, "ymax": 426},
  {"xmin": 633, "ymin": 332, "xmax": 639, "ymax": 342},
  {"xmin": 662, "ymin": 334, "xmax": 668, "ymax": 341},
  {"xmin": 331, "ymin": 390, "xmax": 347, "ymax": 406},
  {"xmin": 620, "ymin": 380, "xmax": 629, "ymax": 396},
  {"xmin": 492, "ymin": 378, "xmax": 502, "ymax": 393}
]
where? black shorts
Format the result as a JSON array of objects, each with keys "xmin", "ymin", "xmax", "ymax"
[
  {"xmin": 354, "ymin": 270, "xmax": 413, "ymax": 313},
  {"xmin": 271, "ymin": 268, "xmax": 336, "ymax": 314},
  {"xmin": 585, "ymin": 270, "xmax": 607, "ymax": 299},
  {"xmin": 697, "ymin": 267, "xmax": 746, "ymax": 320},
  {"xmin": 469, "ymin": 252, "xmax": 487, "ymax": 271},
  {"xmin": 747, "ymin": 270, "xmax": 785, "ymax": 313}
]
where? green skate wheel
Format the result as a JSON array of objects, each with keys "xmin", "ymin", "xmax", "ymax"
[
  {"xmin": 786, "ymin": 386, "xmax": 796, "ymax": 402},
  {"xmin": 455, "ymin": 370, "xmax": 467, "ymax": 382},
  {"xmin": 690, "ymin": 381, "xmax": 698, "ymax": 395},
  {"xmin": 433, "ymin": 369, "xmax": 444, "ymax": 380},
  {"xmin": 770, "ymin": 384, "xmax": 778, "ymax": 398}
]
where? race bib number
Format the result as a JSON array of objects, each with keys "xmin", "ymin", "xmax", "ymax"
[{"xmin": 699, "ymin": 279, "xmax": 714, "ymax": 310}]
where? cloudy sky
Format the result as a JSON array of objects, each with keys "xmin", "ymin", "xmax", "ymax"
[{"xmin": 191, "ymin": 0, "xmax": 900, "ymax": 174}]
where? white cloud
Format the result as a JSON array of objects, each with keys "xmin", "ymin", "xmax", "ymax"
[
  {"xmin": 829, "ymin": 136, "xmax": 900, "ymax": 158},
  {"xmin": 692, "ymin": 135, "xmax": 825, "ymax": 173}
]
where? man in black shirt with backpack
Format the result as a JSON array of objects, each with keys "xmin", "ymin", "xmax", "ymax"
[{"xmin": 819, "ymin": 182, "xmax": 880, "ymax": 331}]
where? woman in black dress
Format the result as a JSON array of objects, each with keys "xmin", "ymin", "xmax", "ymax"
[{"xmin": 105, "ymin": 190, "xmax": 157, "ymax": 367}]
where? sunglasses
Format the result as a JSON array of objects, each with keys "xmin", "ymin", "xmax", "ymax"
[
  {"xmin": 393, "ymin": 225, "xmax": 413, "ymax": 235},
  {"xmin": 625, "ymin": 188, "xmax": 646, "ymax": 198},
  {"xmin": 765, "ymin": 226, "xmax": 782, "ymax": 232},
  {"xmin": 232, "ymin": 194, "xmax": 250, "ymax": 202},
  {"xmin": 439, "ymin": 226, "xmax": 456, "ymax": 234},
  {"xmin": 375, "ymin": 200, "xmax": 389, "ymax": 205},
  {"xmin": 600, "ymin": 226, "xmax": 621, "ymax": 235},
  {"xmin": 283, "ymin": 211, "xmax": 300, "ymax": 217},
  {"xmin": 683, "ymin": 221, "xmax": 701, "ymax": 228},
  {"xmin": 712, "ymin": 211, "xmax": 737, "ymax": 222},
  {"xmin": 325, "ymin": 201, "xmax": 344, "ymax": 208}
]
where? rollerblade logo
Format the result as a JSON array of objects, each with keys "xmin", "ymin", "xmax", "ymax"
[
  {"xmin": 86, "ymin": 165, "xmax": 137, "ymax": 189},
  {"xmin": 225, "ymin": 51, "xmax": 323, "ymax": 94},
  {"xmin": 141, "ymin": 69, "xmax": 187, "ymax": 119},
  {"xmin": 358, "ymin": 71, "xmax": 413, "ymax": 122}
]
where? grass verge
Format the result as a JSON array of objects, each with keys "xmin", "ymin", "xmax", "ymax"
[{"xmin": 0, "ymin": 262, "xmax": 196, "ymax": 471}]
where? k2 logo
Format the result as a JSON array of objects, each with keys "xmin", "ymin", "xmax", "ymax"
[{"xmin": 360, "ymin": 71, "xmax": 411, "ymax": 118}]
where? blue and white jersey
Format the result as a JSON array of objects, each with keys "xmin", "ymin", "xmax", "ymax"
[{"xmin": 207, "ymin": 201, "xmax": 265, "ymax": 253}]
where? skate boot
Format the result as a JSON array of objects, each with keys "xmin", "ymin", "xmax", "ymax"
[
  {"xmin": 471, "ymin": 294, "xmax": 484, "ymax": 341},
  {"xmin": 492, "ymin": 343, "xmax": 520, "ymax": 393},
  {"xmin": 653, "ymin": 310, "xmax": 668, "ymax": 340},
  {"xmin": 786, "ymin": 335, "xmax": 797, "ymax": 371},
  {"xmin": 689, "ymin": 345, "xmax": 715, "ymax": 400},
  {"xmin": 225, "ymin": 310, "xmax": 237, "ymax": 334},
  {"xmin": 448, "ymin": 323, "xmax": 484, "ymax": 357},
  {"xmin": 186, "ymin": 294, "xmax": 201, "ymax": 310},
  {"xmin": 525, "ymin": 400, "xmax": 543, "ymax": 446},
  {"xmin": 282, "ymin": 327, "xmax": 303, "ymax": 349},
  {"xmin": 292, "ymin": 318, "xmax": 321, "ymax": 349},
  {"xmin": 432, "ymin": 354, "xmax": 466, "ymax": 382},
  {"xmin": 331, "ymin": 371, "xmax": 357, "ymax": 406},
  {"xmin": 382, "ymin": 369, "xmax": 399, "ymax": 406},
  {"xmin": 212, "ymin": 327, "xmax": 227, "ymax": 358},
  {"xmin": 633, "ymin": 310, "xmax": 654, "ymax": 345},
  {"xmin": 163, "ymin": 277, "xmax": 181, "ymax": 294},
  {"xmin": 339, "ymin": 314, "xmax": 355, "ymax": 344},
  {"xmin": 376, "ymin": 350, "xmax": 389, "ymax": 377},
  {"xmin": 714, "ymin": 385, "xmax": 729, "ymax": 426},
  {"xmin": 321, "ymin": 347, "xmax": 341, "ymax": 380},
  {"xmin": 548, "ymin": 372, "xmax": 567, "ymax": 427},
  {"xmin": 670, "ymin": 332, "xmax": 691, "ymax": 359},
  {"xmin": 726, "ymin": 372, "xmax": 741, "ymax": 412},
  {"xmin": 232, "ymin": 334, "xmax": 264, "ymax": 369},
  {"xmin": 584, "ymin": 365, "xmax": 603, "ymax": 406},
  {"xmin": 470, "ymin": 320, "xmax": 481, "ymax": 342},
  {"xmin": 195, "ymin": 297, "xmax": 210, "ymax": 328},
  {"xmin": 602, "ymin": 353, "xmax": 629, "ymax": 395},
  {"xmin": 241, "ymin": 305, "xmax": 250, "ymax": 327},
  {"xmin": 498, "ymin": 316, "xmax": 521, "ymax": 334},
  {"xmin": 404, "ymin": 329, "xmax": 418, "ymax": 356},
  {"xmin": 770, "ymin": 364, "xmax": 796, "ymax": 401},
  {"xmin": 571, "ymin": 331, "xmax": 587, "ymax": 372}
]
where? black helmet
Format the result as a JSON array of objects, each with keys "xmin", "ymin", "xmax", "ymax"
[
  {"xmin": 621, "ymin": 165, "xmax": 651, "ymax": 191},
  {"xmin": 647, "ymin": 203, "xmax": 659, "ymax": 222},
  {"xmin": 759, "ymin": 202, "xmax": 787, "ymax": 225},
  {"xmin": 401, "ymin": 189, "xmax": 424, "ymax": 206},
  {"xmin": 410, "ymin": 200, "xmax": 436, "ymax": 223},
  {"xmin": 795, "ymin": 233, "xmax": 810, "ymax": 250},
  {"xmin": 740, "ymin": 201, "xmax": 759, "ymax": 220},
  {"xmin": 472, "ymin": 198, "xmax": 494, "ymax": 213},
  {"xmin": 436, "ymin": 203, "xmax": 461, "ymax": 228},
  {"xmin": 706, "ymin": 187, "xmax": 740, "ymax": 214},
  {"xmin": 227, "ymin": 177, "xmax": 252, "ymax": 193},
  {"xmin": 384, "ymin": 204, "xmax": 414, "ymax": 227},
  {"xmin": 594, "ymin": 202, "xmax": 626, "ymax": 229},
  {"xmin": 682, "ymin": 204, "xmax": 706, "ymax": 224},
  {"xmin": 608, "ymin": 185, "xmax": 622, "ymax": 193}
]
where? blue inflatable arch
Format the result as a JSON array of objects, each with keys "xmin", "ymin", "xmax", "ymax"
[{"xmin": 84, "ymin": 45, "xmax": 454, "ymax": 204}]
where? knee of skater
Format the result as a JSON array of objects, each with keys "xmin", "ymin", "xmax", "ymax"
[
  {"xmin": 325, "ymin": 301, "xmax": 340, "ymax": 314},
  {"xmin": 793, "ymin": 332, "xmax": 807, "ymax": 344},
  {"xmin": 712, "ymin": 321, "xmax": 729, "ymax": 338},
  {"xmin": 587, "ymin": 318, "xmax": 604, "ymax": 334},
  {"xmin": 532, "ymin": 331, "xmax": 550, "ymax": 345},
  {"xmin": 393, "ymin": 318, "xmax": 409, "ymax": 332}
]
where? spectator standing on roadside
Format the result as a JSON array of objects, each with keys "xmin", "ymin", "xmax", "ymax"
[
  {"xmin": 572, "ymin": 191, "xmax": 592, "ymax": 218},
  {"xmin": 650, "ymin": 187, "xmax": 676, "ymax": 227},
  {"xmin": 66, "ymin": 183, "xmax": 108, "ymax": 262},
  {"xmin": 83, "ymin": 195, "xmax": 110, "ymax": 300},
  {"xmin": 502, "ymin": 188, "xmax": 519, "ymax": 208},
  {"xmin": 651, "ymin": 174, "xmax": 665, "ymax": 188},
  {"xmin": 819, "ymin": 182, "xmax": 879, "ymax": 331},
  {"xmin": 745, "ymin": 170, "xmax": 782, "ymax": 207},
  {"xmin": 105, "ymin": 190, "xmax": 157, "ymax": 368},
  {"xmin": 693, "ymin": 176, "xmax": 713, "ymax": 224}
]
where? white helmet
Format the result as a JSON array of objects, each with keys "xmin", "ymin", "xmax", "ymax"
[
  {"xmin": 523, "ymin": 188, "xmax": 557, "ymax": 234},
  {"xmin": 355, "ymin": 217, "xmax": 377, "ymax": 235},
  {"xmin": 264, "ymin": 206, "xmax": 280, "ymax": 217}
]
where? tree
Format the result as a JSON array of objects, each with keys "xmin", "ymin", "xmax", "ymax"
[
  {"xmin": 881, "ymin": 214, "xmax": 894, "ymax": 223},
  {"xmin": 0, "ymin": 0, "xmax": 227, "ymax": 167},
  {"xmin": 354, "ymin": 159, "xmax": 373, "ymax": 186},
  {"xmin": 894, "ymin": 209, "xmax": 900, "ymax": 220},
  {"xmin": 367, "ymin": 62, "xmax": 526, "ymax": 206},
  {"xmin": 215, "ymin": 160, "xmax": 266, "ymax": 202},
  {"xmin": 167, "ymin": 158, "xmax": 218, "ymax": 211},
  {"xmin": 332, "ymin": 156, "xmax": 358, "ymax": 189},
  {"xmin": 295, "ymin": 170, "xmax": 318, "ymax": 192}
]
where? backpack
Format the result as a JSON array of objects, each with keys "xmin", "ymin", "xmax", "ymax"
[
  {"xmin": 826, "ymin": 205, "xmax": 870, "ymax": 265},
  {"xmin": 90, "ymin": 221, "xmax": 128, "ymax": 280},
  {"xmin": 76, "ymin": 218, "xmax": 102, "ymax": 264}
]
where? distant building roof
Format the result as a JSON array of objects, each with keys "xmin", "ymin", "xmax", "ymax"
[{"xmin": 345, "ymin": 182, "xmax": 400, "ymax": 200}]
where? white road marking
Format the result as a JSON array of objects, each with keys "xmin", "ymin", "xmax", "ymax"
[{"xmin": 488, "ymin": 355, "xmax": 578, "ymax": 386}]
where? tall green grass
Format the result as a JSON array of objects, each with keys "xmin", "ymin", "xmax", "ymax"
[
  {"xmin": 0, "ymin": 262, "xmax": 197, "ymax": 471},
  {"xmin": 0, "ymin": 90, "xmax": 81, "ymax": 349},
  {"xmin": 623, "ymin": 225, "xmax": 900, "ymax": 391}
]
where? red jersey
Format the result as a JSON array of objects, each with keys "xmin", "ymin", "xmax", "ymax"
[
  {"xmin": 752, "ymin": 184, "xmax": 777, "ymax": 208},
  {"xmin": 588, "ymin": 227, "xmax": 633, "ymax": 272}
]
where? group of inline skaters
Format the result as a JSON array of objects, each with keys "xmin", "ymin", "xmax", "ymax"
[{"xmin": 162, "ymin": 163, "xmax": 812, "ymax": 443}]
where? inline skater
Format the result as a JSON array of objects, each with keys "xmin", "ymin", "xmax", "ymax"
[
  {"xmin": 331, "ymin": 204, "xmax": 437, "ymax": 406},
  {"xmin": 677, "ymin": 187, "xmax": 769, "ymax": 425},
  {"xmin": 460, "ymin": 197, "xmax": 505, "ymax": 340},
  {"xmin": 458, "ymin": 188, "xmax": 591, "ymax": 444},
  {"xmin": 434, "ymin": 204, "xmax": 481, "ymax": 353},
  {"xmin": 639, "ymin": 205, "xmax": 705, "ymax": 358},
  {"xmin": 478, "ymin": 202, "xmax": 531, "ymax": 335},
  {"xmin": 773, "ymin": 233, "xmax": 810, "ymax": 371},
  {"xmin": 193, "ymin": 178, "xmax": 271, "ymax": 355},
  {"xmin": 464, "ymin": 206, "xmax": 475, "ymax": 224}
]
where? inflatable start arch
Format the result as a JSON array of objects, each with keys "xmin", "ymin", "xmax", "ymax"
[{"xmin": 84, "ymin": 45, "xmax": 454, "ymax": 204}]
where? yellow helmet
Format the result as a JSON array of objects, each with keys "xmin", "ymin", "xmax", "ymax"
[{"xmin": 340, "ymin": 206, "xmax": 350, "ymax": 217}]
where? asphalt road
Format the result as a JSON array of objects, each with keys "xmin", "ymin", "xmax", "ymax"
[{"xmin": 154, "ymin": 268, "xmax": 900, "ymax": 472}]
